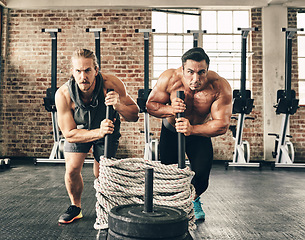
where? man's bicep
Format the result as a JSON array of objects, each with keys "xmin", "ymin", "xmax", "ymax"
[
  {"xmin": 121, "ymin": 94, "xmax": 138, "ymax": 106},
  {"xmin": 210, "ymin": 95, "xmax": 232, "ymax": 123},
  {"xmin": 147, "ymin": 87, "xmax": 170, "ymax": 104},
  {"xmin": 55, "ymin": 92, "xmax": 77, "ymax": 135}
]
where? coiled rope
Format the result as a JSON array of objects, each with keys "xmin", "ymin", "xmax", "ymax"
[{"xmin": 94, "ymin": 157, "xmax": 196, "ymax": 231}]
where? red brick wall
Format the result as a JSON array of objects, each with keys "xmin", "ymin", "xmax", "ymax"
[
  {"xmin": 0, "ymin": 8, "xmax": 152, "ymax": 158},
  {"xmin": 249, "ymin": 8, "xmax": 264, "ymax": 160},
  {"xmin": 0, "ymin": 7, "xmax": 304, "ymax": 162}
]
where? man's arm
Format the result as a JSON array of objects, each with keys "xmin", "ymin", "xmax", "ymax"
[
  {"xmin": 55, "ymin": 86, "xmax": 114, "ymax": 143},
  {"xmin": 189, "ymin": 96, "xmax": 232, "ymax": 137},
  {"xmin": 103, "ymin": 74, "xmax": 139, "ymax": 122},
  {"xmin": 176, "ymin": 77, "xmax": 232, "ymax": 137},
  {"xmin": 146, "ymin": 69, "xmax": 184, "ymax": 118}
]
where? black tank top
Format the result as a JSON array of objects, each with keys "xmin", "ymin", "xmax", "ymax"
[{"xmin": 65, "ymin": 73, "xmax": 121, "ymax": 143}]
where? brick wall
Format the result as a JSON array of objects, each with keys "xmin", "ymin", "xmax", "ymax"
[
  {"xmin": 0, "ymin": 7, "xmax": 304, "ymax": 162},
  {"xmin": 0, "ymin": 8, "xmax": 152, "ymax": 159},
  {"xmin": 249, "ymin": 8, "xmax": 264, "ymax": 160}
]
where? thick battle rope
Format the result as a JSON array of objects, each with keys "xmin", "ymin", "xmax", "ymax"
[{"xmin": 94, "ymin": 157, "xmax": 196, "ymax": 231}]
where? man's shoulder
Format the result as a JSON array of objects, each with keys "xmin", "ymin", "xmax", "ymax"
[
  {"xmin": 207, "ymin": 70, "xmax": 219, "ymax": 79},
  {"xmin": 162, "ymin": 68, "xmax": 181, "ymax": 79},
  {"xmin": 207, "ymin": 70, "xmax": 230, "ymax": 86},
  {"xmin": 157, "ymin": 68, "xmax": 183, "ymax": 93},
  {"xmin": 101, "ymin": 73, "xmax": 121, "ymax": 86},
  {"xmin": 55, "ymin": 84, "xmax": 71, "ymax": 104},
  {"xmin": 206, "ymin": 71, "xmax": 232, "ymax": 100},
  {"xmin": 159, "ymin": 68, "xmax": 182, "ymax": 85},
  {"xmin": 101, "ymin": 73, "xmax": 117, "ymax": 81}
]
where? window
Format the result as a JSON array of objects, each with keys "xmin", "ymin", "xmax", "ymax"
[
  {"xmin": 152, "ymin": 9, "xmax": 251, "ymax": 90},
  {"xmin": 152, "ymin": 9, "xmax": 199, "ymax": 86},
  {"xmin": 297, "ymin": 12, "xmax": 305, "ymax": 105},
  {"xmin": 202, "ymin": 10, "xmax": 250, "ymax": 90}
]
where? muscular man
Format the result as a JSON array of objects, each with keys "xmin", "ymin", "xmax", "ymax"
[
  {"xmin": 146, "ymin": 47, "xmax": 232, "ymax": 221},
  {"xmin": 55, "ymin": 49, "xmax": 139, "ymax": 224}
]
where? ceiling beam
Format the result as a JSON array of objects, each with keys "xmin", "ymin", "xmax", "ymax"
[{"xmin": 6, "ymin": 0, "xmax": 271, "ymax": 9}]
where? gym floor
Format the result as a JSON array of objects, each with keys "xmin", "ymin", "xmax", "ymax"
[{"xmin": 1, "ymin": 160, "xmax": 305, "ymax": 240}]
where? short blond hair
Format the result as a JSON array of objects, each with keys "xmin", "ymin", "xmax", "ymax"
[{"xmin": 71, "ymin": 48, "xmax": 98, "ymax": 69}]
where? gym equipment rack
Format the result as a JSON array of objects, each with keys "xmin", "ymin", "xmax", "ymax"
[{"xmin": 226, "ymin": 27, "xmax": 261, "ymax": 169}]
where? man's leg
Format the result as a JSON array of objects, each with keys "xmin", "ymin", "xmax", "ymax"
[
  {"xmin": 58, "ymin": 152, "xmax": 87, "ymax": 224},
  {"xmin": 58, "ymin": 141, "xmax": 92, "ymax": 224},
  {"xmin": 186, "ymin": 135, "xmax": 213, "ymax": 221},
  {"xmin": 64, "ymin": 152, "xmax": 87, "ymax": 208},
  {"xmin": 92, "ymin": 137, "xmax": 119, "ymax": 178},
  {"xmin": 93, "ymin": 159, "xmax": 100, "ymax": 178},
  {"xmin": 159, "ymin": 122, "xmax": 179, "ymax": 165}
]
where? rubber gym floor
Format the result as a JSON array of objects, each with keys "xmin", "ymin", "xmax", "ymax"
[{"xmin": 1, "ymin": 160, "xmax": 305, "ymax": 240}]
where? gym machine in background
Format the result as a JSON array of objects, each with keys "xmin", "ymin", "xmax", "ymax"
[
  {"xmin": 135, "ymin": 29, "xmax": 159, "ymax": 161},
  {"xmin": 36, "ymin": 28, "xmax": 106, "ymax": 164},
  {"xmin": 226, "ymin": 27, "xmax": 261, "ymax": 169},
  {"xmin": 86, "ymin": 28, "xmax": 106, "ymax": 69},
  {"xmin": 187, "ymin": 30, "xmax": 207, "ymax": 47},
  {"xmin": 268, "ymin": 27, "xmax": 305, "ymax": 169},
  {"xmin": 35, "ymin": 28, "xmax": 65, "ymax": 164}
]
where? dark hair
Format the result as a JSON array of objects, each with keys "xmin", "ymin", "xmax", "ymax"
[{"xmin": 181, "ymin": 47, "xmax": 210, "ymax": 67}]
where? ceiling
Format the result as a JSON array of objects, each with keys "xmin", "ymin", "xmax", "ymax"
[{"xmin": 5, "ymin": 0, "xmax": 305, "ymax": 9}]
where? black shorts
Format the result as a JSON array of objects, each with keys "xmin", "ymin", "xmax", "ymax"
[
  {"xmin": 159, "ymin": 119, "xmax": 213, "ymax": 196},
  {"xmin": 64, "ymin": 137, "xmax": 119, "ymax": 163}
]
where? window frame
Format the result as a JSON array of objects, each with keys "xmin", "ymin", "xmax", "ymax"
[
  {"xmin": 297, "ymin": 11, "xmax": 305, "ymax": 106},
  {"xmin": 151, "ymin": 9, "xmax": 252, "ymax": 91}
]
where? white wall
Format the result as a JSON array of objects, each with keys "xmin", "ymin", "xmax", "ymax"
[{"xmin": 262, "ymin": 4, "xmax": 287, "ymax": 160}]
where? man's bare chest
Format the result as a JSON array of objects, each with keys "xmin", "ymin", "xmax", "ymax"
[{"xmin": 185, "ymin": 91, "xmax": 216, "ymax": 112}]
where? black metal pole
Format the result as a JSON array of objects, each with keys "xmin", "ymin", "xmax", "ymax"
[
  {"xmin": 238, "ymin": 27, "xmax": 258, "ymax": 100},
  {"xmin": 51, "ymin": 35, "xmax": 57, "ymax": 99},
  {"xmin": 42, "ymin": 28, "xmax": 61, "ymax": 99},
  {"xmin": 240, "ymin": 31, "xmax": 247, "ymax": 100},
  {"xmin": 135, "ymin": 29, "xmax": 155, "ymax": 108},
  {"xmin": 193, "ymin": 33, "xmax": 198, "ymax": 48},
  {"xmin": 144, "ymin": 167, "xmax": 154, "ymax": 213},
  {"xmin": 177, "ymin": 91, "xmax": 186, "ymax": 169},
  {"xmin": 86, "ymin": 28, "xmax": 106, "ymax": 70},
  {"xmin": 144, "ymin": 32, "xmax": 149, "ymax": 99},
  {"xmin": 104, "ymin": 89, "xmax": 114, "ymax": 158},
  {"xmin": 187, "ymin": 30, "xmax": 207, "ymax": 48},
  {"xmin": 95, "ymin": 32, "xmax": 101, "ymax": 69},
  {"xmin": 285, "ymin": 31, "xmax": 292, "ymax": 101}
]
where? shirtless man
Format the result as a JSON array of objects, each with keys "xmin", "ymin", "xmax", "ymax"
[
  {"xmin": 146, "ymin": 47, "xmax": 232, "ymax": 221},
  {"xmin": 55, "ymin": 49, "xmax": 139, "ymax": 224}
]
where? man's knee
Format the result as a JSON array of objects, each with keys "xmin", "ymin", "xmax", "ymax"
[
  {"xmin": 93, "ymin": 160, "xmax": 99, "ymax": 178},
  {"xmin": 65, "ymin": 165, "xmax": 82, "ymax": 180},
  {"xmin": 64, "ymin": 152, "xmax": 86, "ymax": 176}
]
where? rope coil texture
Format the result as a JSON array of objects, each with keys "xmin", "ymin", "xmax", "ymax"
[{"xmin": 94, "ymin": 157, "xmax": 196, "ymax": 231}]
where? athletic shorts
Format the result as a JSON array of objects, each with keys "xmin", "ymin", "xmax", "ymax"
[{"xmin": 64, "ymin": 137, "xmax": 119, "ymax": 163}]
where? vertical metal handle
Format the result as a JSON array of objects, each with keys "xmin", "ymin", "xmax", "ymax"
[
  {"xmin": 177, "ymin": 91, "xmax": 186, "ymax": 169},
  {"xmin": 104, "ymin": 89, "xmax": 114, "ymax": 158}
]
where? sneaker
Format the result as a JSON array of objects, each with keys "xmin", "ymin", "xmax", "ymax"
[
  {"xmin": 192, "ymin": 197, "xmax": 205, "ymax": 221},
  {"xmin": 58, "ymin": 205, "xmax": 83, "ymax": 224}
]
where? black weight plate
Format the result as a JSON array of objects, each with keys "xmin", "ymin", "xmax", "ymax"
[{"xmin": 108, "ymin": 204, "xmax": 188, "ymax": 238}]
